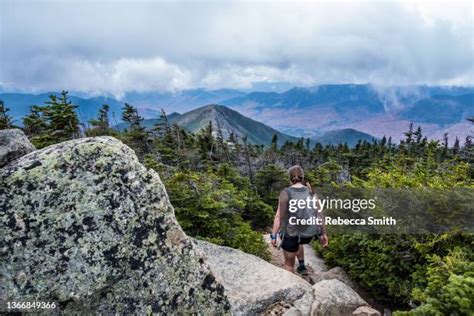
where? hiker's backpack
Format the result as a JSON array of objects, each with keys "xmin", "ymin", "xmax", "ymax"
[{"xmin": 284, "ymin": 187, "xmax": 321, "ymax": 238}]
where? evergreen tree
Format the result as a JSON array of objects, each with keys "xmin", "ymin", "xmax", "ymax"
[
  {"xmin": 404, "ymin": 122, "xmax": 414, "ymax": 144},
  {"xmin": 228, "ymin": 132, "xmax": 236, "ymax": 144},
  {"xmin": 23, "ymin": 105, "xmax": 48, "ymax": 136},
  {"xmin": 242, "ymin": 135, "xmax": 254, "ymax": 184},
  {"xmin": 215, "ymin": 120, "xmax": 230, "ymax": 162},
  {"xmin": 45, "ymin": 91, "xmax": 80, "ymax": 141},
  {"xmin": 121, "ymin": 103, "xmax": 149, "ymax": 158},
  {"xmin": 122, "ymin": 103, "xmax": 143, "ymax": 129},
  {"xmin": 460, "ymin": 117, "xmax": 474, "ymax": 166},
  {"xmin": 227, "ymin": 132, "xmax": 241, "ymax": 163},
  {"xmin": 197, "ymin": 121, "xmax": 215, "ymax": 163},
  {"xmin": 255, "ymin": 164, "xmax": 287, "ymax": 205},
  {"xmin": 154, "ymin": 108, "xmax": 172, "ymax": 137},
  {"xmin": 453, "ymin": 137, "xmax": 460, "ymax": 154},
  {"xmin": 415, "ymin": 126, "xmax": 423, "ymax": 143},
  {"xmin": 0, "ymin": 100, "xmax": 13, "ymax": 129},
  {"xmin": 263, "ymin": 133, "xmax": 279, "ymax": 165},
  {"xmin": 87, "ymin": 104, "xmax": 114, "ymax": 136},
  {"xmin": 443, "ymin": 132, "xmax": 449, "ymax": 149},
  {"xmin": 23, "ymin": 91, "xmax": 80, "ymax": 148},
  {"xmin": 270, "ymin": 134, "xmax": 278, "ymax": 151},
  {"xmin": 153, "ymin": 109, "xmax": 189, "ymax": 166}
]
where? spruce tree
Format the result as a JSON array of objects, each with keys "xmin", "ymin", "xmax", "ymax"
[
  {"xmin": 242, "ymin": 135, "xmax": 254, "ymax": 184},
  {"xmin": 45, "ymin": 91, "xmax": 80, "ymax": 141},
  {"xmin": 87, "ymin": 104, "xmax": 113, "ymax": 136},
  {"xmin": 453, "ymin": 137, "xmax": 460, "ymax": 155},
  {"xmin": 0, "ymin": 100, "xmax": 13, "ymax": 129},
  {"xmin": 270, "ymin": 134, "xmax": 278, "ymax": 151},
  {"xmin": 154, "ymin": 109, "xmax": 180, "ymax": 165},
  {"xmin": 23, "ymin": 91, "xmax": 80, "ymax": 148},
  {"xmin": 122, "ymin": 103, "xmax": 144, "ymax": 129},
  {"xmin": 121, "ymin": 103, "xmax": 149, "ymax": 158},
  {"xmin": 197, "ymin": 121, "xmax": 215, "ymax": 163},
  {"xmin": 23, "ymin": 106, "xmax": 48, "ymax": 136}
]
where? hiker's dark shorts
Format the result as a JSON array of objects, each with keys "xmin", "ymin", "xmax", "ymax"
[{"xmin": 281, "ymin": 235, "xmax": 313, "ymax": 253}]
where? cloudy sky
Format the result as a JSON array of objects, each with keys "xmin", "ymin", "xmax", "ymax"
[{"xmin": 0, "ymin": 0, "xmax": 472, "ymax": 97}]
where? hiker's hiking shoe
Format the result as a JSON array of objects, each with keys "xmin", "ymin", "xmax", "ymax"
[{"xmin": 297, "ymin": 265, "xmax": 308, "ymax": 276}]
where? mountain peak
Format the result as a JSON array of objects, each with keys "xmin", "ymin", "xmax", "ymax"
[
  {"xmin": 202, "ymin": 103, "xmax": 225, "ymax": 110},
  {"xmin": 172, "ymin": 104, "xmax": 297, "ymax": 146}
]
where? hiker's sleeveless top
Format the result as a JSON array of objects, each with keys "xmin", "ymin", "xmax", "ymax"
[{"xmin": 281, "ymin": 186, "xmax": 320, "ymax": 238}]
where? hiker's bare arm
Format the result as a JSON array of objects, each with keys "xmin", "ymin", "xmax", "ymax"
[
  {"xmin": 271, "ymin": 206, "xmax": 281, "ymax": 246},
  {"xmin": 269, "ymin": 190, "xmax": 288, "ymax": 247},
  {"xmin": 272, "ymin": 206, "xmax": 281, "ymax": 235}
]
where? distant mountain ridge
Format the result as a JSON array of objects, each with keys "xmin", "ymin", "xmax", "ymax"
[
  {"xmin": 219, "ymin": 84, "xmax": 474, "ymax": 143},
  {"xmin": 114, "ymin": 104, "xmax": 378, "ymax": 147},
  {"xmin": 221, "ymin": 84, "xmax": 473, "ymax": 118},
  {"xmin": 399, "ymin": 94, "xmax": 474, "ymax": 125},
  {"xmin": 123, "ymin": 89, "xmax": 245, "ymax": 113},
  {"xmin": 223, "ymin": 84, "xmax": 384, "ymax": 112},
  {"xmin": 2, "ymin": 84, "xmax": 473, "ymax": 144}
]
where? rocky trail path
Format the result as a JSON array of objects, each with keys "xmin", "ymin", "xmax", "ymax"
[
  {"xmin": 263, "ymin": 234, "xmax": 327, "ymax": 284},
  {"xmin": 263, "ymin": 234, "xmax": 388, "ymax": 315}
]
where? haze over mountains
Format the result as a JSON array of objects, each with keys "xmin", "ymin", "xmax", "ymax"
[
  {"xmin": 114, "ymin": 104, "xmax": 376, "ymax": 147},
  {"xmin": 220, "ymin": 84, "xmax": 474, "ymax": 143},
  {"xmin": 2, "ymin": 84, "xmax": 473, "ymax": 146}
]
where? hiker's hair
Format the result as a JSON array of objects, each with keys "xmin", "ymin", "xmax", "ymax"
[{"xmin": 288, "ymin": 165, "xmax": 304, "ymax": 184}]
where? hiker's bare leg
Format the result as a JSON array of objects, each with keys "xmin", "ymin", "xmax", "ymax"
[
  {"xmin": 283, "ymin": 250, "xmax": 296, "ymax": 273},
  {"xmin": 296, "ymin": 245, "xmax": 304, "ymax": 261}
]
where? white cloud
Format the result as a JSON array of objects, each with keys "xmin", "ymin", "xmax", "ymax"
[{"xmin": 0, "ymin": 0, "xmax": 472, "ymax": 95}]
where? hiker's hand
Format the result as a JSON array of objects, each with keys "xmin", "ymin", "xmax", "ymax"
[
  {"xmin": 270, "ymin": 233, "xmax": 277, "ymax": 247},
  {"xmin": 319, "ymin": 234, "xmax": 328, "ymax": 247},
  {"xmin": 271, "ymin": 238, "xmax": 277, "ymax": 247}
]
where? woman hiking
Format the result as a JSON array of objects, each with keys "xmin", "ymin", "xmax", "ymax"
[{"xmin": 270, "ymin": 165, "xmax": 328, "ymax": 274}]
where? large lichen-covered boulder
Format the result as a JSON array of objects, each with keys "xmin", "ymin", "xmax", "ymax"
[
  {"xmin": 194, "ymin": 239, "xmax": 313, "ymax": 315},
  {"xmin": 0, "ymin": 137, "xmax": 230, "ymax": 314},
  {"xmin": 311, "ymin": 279, "xmax": 367, "ymax": 316},
  {"xmin": 0, "ymin": 129, "xmax": 35, "ymax": 167}
]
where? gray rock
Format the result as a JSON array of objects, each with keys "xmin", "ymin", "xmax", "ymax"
[
  {"xmin": 312, "ymin": 266, "xmax": 354, "ymax": 288},
  {"xmin": 0, "ymin": 137, "xmax": 230, "ymax": 314},
  {"xmin": 0, "ymin": 129, "xmax": 35, "ymax": 167},
  {"xmin": 311, "ymin": 279, "xmax": 367, "ymax": 316},
  {"xmin": 353, "ymin": 306, "xmax": 381, "ymax": 316},
  {"xmin": 194, "ymin": 239, "xmax": 313, "ymax": 315}
]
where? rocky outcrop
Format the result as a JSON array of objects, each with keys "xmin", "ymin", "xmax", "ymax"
[
  {"xmin": 0, "ymin": 129, "xmax": 35, "ymax": 167},
  {"xmin": 0, "ymin": 137, "xmax": 229, "ymax": 314},
  {"xmin": 311, "ymin": 279, "xmax": 368, "ymax": 316},
  {"xmin": 194, "ymin": 239, "xmax": 313, "ymax": 315},
  {"xmin": 311, "ymin": 266, "xmax": 354, "ymax": 288},
  {"xmin": 1, "ymin": 135, "xmax": 381, "ymax": 315},
  {"xmin": 352, "ymin": 306, "xmax": 381, "ymax": 316}
]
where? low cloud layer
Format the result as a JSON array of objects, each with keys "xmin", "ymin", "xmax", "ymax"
[{"xmin": 1, "ymin": 0, "xmax": 472, "ymax": 97}]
